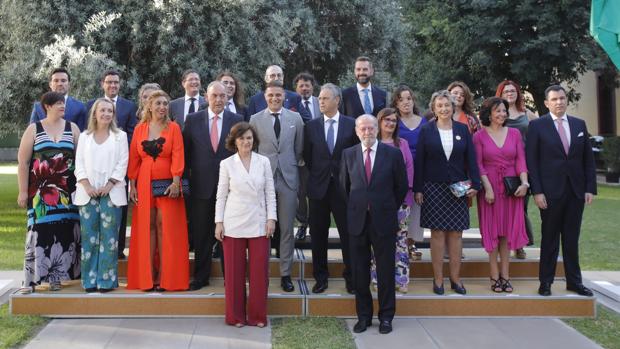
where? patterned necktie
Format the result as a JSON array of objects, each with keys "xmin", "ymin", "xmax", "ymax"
[
  {"xmin": 188, "ymin": 97, "xmax": 196, "ymax": 114},
  {"xmin": 556, "ymin": 118, "xmax": 569, "ymax": 155},
  {"xmin": 326, "ymin": 118, "xmax": 335, "ymax": 154},
  {"xmin": 364, "ymin": 147, "xmax": 372, "ymax": 183},
  {"xmin": 304, "ymin": 99, "xmax": 311, "ymax": 116},
  {"xmin": 362, "ymin": 88, "xmax": 372, "ymax": 114},
  {"xmin": 272, "ymin": 113, "xmax": 281, "ymax": 139},
  {"xmin": 210, "ymin": 114, "xmax": 219, "ymax": 152}
]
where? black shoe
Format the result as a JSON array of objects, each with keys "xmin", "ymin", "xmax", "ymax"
[
  {"xmin": 84, "ymin": 287, "xmax": 97, "ymax": 293},
  {"xmin": 379, "ymin": 320, "xmax": 392, "ymax": 334},
  {"xmin": 295, "ymin": 225, "xmax": 307, "ymax": 240},
  {"xmin": 345, "ymin": 280, "xmax": 355, "ymax": 295},
  {"xmin": 281, "ymin": 276, "xmax": 295, "ymax": 292},
  {"xmin": 118, "ymin": 252, "xmax": 126, "ymax": 260},
  {"xmin": 433, "ymin": 281, "xmax": 444, "ymax": 295},
  {"xmin": 538, "ymin": 282, "xmax": 552, "ymax": 296},
  {"xmin": 98, "ymin": 288, "xmax": 113, "ymax": 293},
  {"xmin": 450, "ymin": 280, "xmax": 466, "ymax": 295},
  {"xmin": 189, "ymin": 280, "xmax": 209, "ymax": 291},
  {"xmin": 312, "ymin": 281, "xmax": 328, "ymax": 294},
  {"xmin": 353, "ymin": 319, "xmax": 372, "ymax": 333},
  {"xmin": 567, "ymin": 284, "xmax": 594, "ymax": 297},
  {"xmin": 154, "ymin": 286, "xmax": 166, "ymax": 292}
]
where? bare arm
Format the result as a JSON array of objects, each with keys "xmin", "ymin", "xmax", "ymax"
[{"xmin": 17, "ymin": 125, "xmax": 35, "ymax": 208}]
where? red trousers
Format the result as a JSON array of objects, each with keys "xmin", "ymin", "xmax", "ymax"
[{"xmin": 222, "ymin": 236, "xmax": 270, "ymax": 326}]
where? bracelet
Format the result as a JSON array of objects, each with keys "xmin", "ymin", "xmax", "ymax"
[{"xmin": 521, "ymin": 182, "xmax": 530, "ymax": 188}]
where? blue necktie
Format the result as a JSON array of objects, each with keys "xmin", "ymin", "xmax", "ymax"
[
  {"xmin": 362, "ymin": 88, "xmax": 372, "ymax": 114},
  {"xmin": 326, "ymin": 118, "xmax": 335, "ymax": 154}
]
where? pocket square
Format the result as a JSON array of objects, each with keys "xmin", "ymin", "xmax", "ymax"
[
  {"xmin": 577, "ymin": 132, "xmax": 584, "ymax": 137},
  {"xmin": 290, "ymin": 125, "xmax": 295, "ymax": 128}
]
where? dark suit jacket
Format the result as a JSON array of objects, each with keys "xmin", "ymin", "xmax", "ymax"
[
  {"xmin": 412, "ymin": 120, "xmax": 481, "ymax": 192},
  {"xmin": 246, "ymin": 89, "xmax": 311, "ymax": 122},
  {"xmin": 183, "ymin": 109, "xmax": 243, "ymax": 200},
  {"xmin": 304, "ymin": 114, "xmax": 359, "ymax": 200},
  {"xmin": 87, "ymin": 97, "xmax": 137, "ymax": 144},
  {"xmin": 340, "ymin": 85, "xmax": 387, "ymax": 118},
  {"xmin": 526, "ymin": 114, "xmax": 597, "ymax": 199},
  {"xmin": 30, "ymin": 96, "xmax": 88, "ymax": 131},
  {"xmin": 340, "ymin": 142, "xmax": 408, "ymax": 236},
  {"xmin": 169, "ymin": 95, "xmax": 206, "ymax": 130}
]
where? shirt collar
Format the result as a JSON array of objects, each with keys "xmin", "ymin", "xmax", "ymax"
[
  {"xmin": 208, "ymin": 108, "xmax": 222, "ymax": 119},
  {"xmin": 357, "ymin": 82, "xmax": 372, "ymax": 93},
  {"xmin": 323, "ymin": 111, "xmax": 340, "ymax": 123},
  {"xmin": 361, "ymin": 139, "xmax": 378, "ymax": 152},
  {"xmin": 105, "ymin": 95, "xmax": 117, "ymax": 103},
  {"xmin": 268, "ymin": 108, "xmax": 283, "ymax": 115},
  {"xmin": 185, "ymin": 94, "xmax": 199, "ymax": 101},
  {"xmin": 550, "ymin": 112, "xmax": 568, "ymax": 121}
]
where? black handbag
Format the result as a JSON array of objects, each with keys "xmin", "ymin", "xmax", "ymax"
[
  {"xmin": 151, "ymin": 179, "xmax": 190, "ymax": 197},
  {"xmin": 503, "ymin": 176, "xmax": 521, "ymax": 196}
]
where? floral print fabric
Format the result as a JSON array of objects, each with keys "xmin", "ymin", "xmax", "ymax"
[{"xmin": 371, "ymin": 205, "xmax": 411, "ymax": 292}]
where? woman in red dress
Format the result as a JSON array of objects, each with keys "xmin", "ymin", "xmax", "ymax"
[{"xmin": 127, "ymin": 90, "xmax": 189, "ymax": 291}]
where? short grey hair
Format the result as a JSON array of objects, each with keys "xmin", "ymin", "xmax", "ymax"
[
  {"xmin": 206, "ymin": 80, "xmax": 226, "ymax": 93},
  {"xmin": 355, "ymin": 114, "xmax": 378, "ymax": 127},
  {"xmin": 428, "ymin": 90, "xmax": 456, "ymax": 113},
  {"xmin": 320, "ymin": 83, "xmax": 341, "ymax": 100}
]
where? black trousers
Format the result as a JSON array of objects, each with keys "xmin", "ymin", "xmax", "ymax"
[
  {"xmin": 191, "ymin": 196, "xmax": 218, "ymax": 284},
  {"xmin": 309, "ymin": 178, "xmax": 351, "ymax": 283},
  {"xmin": 117, "ymin": 184, "xmax": 128, "ymax": 256},
  {"xmin": 524, "ymin": 194, "xmax": 534, "ymax": 246},
  {"xmin": 350, "ymin": 212, "xmax": 396, "ymax": 322},
  {"xmin": 538, "ymin": 189, "xmax": 585, "ymax": 286}
]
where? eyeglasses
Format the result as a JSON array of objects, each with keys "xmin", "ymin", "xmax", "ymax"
[
  {"xmin": 382, "ymin": 119, "xmax": 397, "ymax": 124},
  {"xmin": 502, "ymin": 89, "xmax": 517, "ymax": 94}
]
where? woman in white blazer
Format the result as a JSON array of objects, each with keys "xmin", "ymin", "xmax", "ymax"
[
  {"xmin": 215, "ymin": 122, "xmax": 276, "ymax": 328},
  {"xmin": 74, "ymin": 98, "xmax": 128, "ymax": 292}
]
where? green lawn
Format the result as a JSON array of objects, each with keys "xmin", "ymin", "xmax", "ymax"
[
  {"xmin": 0, "ymin": 304, "xmax": 48, "ymax": 349},
  {"xmin": 0, "ymin": 172, "xmax": 23, "ymax": 270},
  {"xmin": 271, "ymin": 317, "xmax": 354, "ymax": 349},
  {"xmin": 565, "ymin": 305, "xmax": 620, "ymax": 349}
]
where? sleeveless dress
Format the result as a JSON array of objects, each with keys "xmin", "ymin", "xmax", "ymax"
[{"xmin": 24, "ymin": 121, "xmax": 80, "ymax": 287}]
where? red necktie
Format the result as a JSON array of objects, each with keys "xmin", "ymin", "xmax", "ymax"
[
  {"xmin": 210, "ymin": 114, "xmax": 219, "ymax": 152},
  {"xmin": 556, "ymin": 118, "xmax": 569, "ymax": 155},
  {"xmin": 365, "ymin": 147, "xmax": 372, "ymax": 183}
]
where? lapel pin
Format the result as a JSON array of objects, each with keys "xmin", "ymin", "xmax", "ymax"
[{"xmin": 455, "ymin": 135, "xmax": 461, "ymax": 141}]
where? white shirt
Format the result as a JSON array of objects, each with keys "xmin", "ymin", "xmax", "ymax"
[
  {"xmin": 226, "ymin": 99, "xmax": 237, "ymax": 114},
  {"xmin": 268, "ymin": 108, "xmax": 284, "ymax": 126},
  {"xmin": 550, "ymin": 112, "xmax": 571, "ymax": 145},
  {"xmin": 184, "ymin": 94, "xmax": 200, "ymax": 117},
  {"xmin": 438, "ymin": 128, "xmax": 453, "ymax": 160},
  {"xmin": 105, "ymin": 95, "xmax": 118, "ymax": 107},
  {"xmin": 360, "ymin": 139, "xmax": 378, "ymax": 170},
  {"xmin": 323, "ymin": 112, "xmax": 340, "ymax": 144},
  {"xmin": 207, "ymin": 108, "xmax": 223, "ymax": 141},
  {"xmin": 357, "ymin": 82, "xmax": 374, "ymax": 113}
]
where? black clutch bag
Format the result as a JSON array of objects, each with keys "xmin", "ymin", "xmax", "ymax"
[
  {"xmin": 503, "ymin": 176, "xmax": 521, "ymax": 196},
  {"xmin": 152, "ymin": 179, "xmax": 190, "ymax": 197}
]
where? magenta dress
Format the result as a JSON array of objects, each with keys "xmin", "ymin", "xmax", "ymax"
[{"xmin": 473, "ymin": 128, "xmax": 529, "ymax": 252}]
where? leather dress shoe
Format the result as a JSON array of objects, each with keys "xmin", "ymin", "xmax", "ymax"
[
  {"xmin": 312, "ymin": 281, "xmax": 328, "ymax": 294},
  {"xmin": 84, "ymin": 287, "xmax": 97, "ymax": 293},
  {"xmin": 281, "ymin": 276, "xmax": 295, "ymax": 292},
  {"xmin": 450, "ymin": 280, "xmax": 467, "ymax": 295},
  {"xmin": 353, "ymin": 319, "xmax": 372, "ymax": 333},
  {"xmin": 433, "ymin": 281, "xmax": 444, "ymax": 295},
  {"xmin": 379, "ymin": 320, "xmax": 393, "ymax": 334},
  {"xmin": 538, "ymin": 282, "xmax": 552, "ymax": 296},
  {"xmin": 295, "ymin": 225, "xmax": 307, "ymax": 240},
  {"xmin": 189, "ymin": 280, "xmax": 209, "ymax": 291},
  {"xmin": 567, "ymin": 284, "xmax": 594, "ymax": 297}
]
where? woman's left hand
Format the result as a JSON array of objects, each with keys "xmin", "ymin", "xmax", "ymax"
[
  {"xmin": 514, "ymin": 184, "xmax": 528, "ymax": 197},
  {"xmin": 165, "ymin": 182, "xmax": 180, "ymax": 198},
  {"xmin": 265, "ymin": 219, "xmax": 276, "ymax": 238},
  {"xmin": 98, "ymin": 182, "xmax": 114, "ymax": 197},
  {"xmin": 466, "ymin": 188, "xmax": 478, "ymax": 198}
]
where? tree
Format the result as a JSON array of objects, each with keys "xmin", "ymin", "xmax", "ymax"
[{"xmin": 403, "ymin": 0, "xmax": 617, "ymax": 113}]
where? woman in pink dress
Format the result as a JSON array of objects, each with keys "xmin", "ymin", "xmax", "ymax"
[{"xmin": 473, "ymin": 97, "xmax": 529, "ymax": 293}]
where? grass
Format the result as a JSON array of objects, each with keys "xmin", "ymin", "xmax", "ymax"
[
  {"xmin": 0, "ymin": 304, "xmax": 48, "ymax": 349},
  {"xmin": 0, "ymin": 172, "xmax": 24, "ymax": 270},
  {"xmin": 271, "ymin": 317, "xmax": 355, "ymax": 349},
  {"xmin": 564, "ymin": 305, "xmax": 620, "ymax": 349}
]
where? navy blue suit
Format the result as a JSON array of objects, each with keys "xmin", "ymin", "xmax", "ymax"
[
  {"xmin": 183, "ymin": 109, "xmax": 243, "ymax": 285},
  {"xmin": 87, "ymin": 97, "xmax": 138, "ymax": 144},
  {"xmin": 340, "ymin": 141, "xmax": 407, "ymax": 323},
  {"xmin": 340, "ymin": 85, "xmax": 387, "ymax": 118},
  {"xmin": 303, "ymin": 114, "xmax": 359, "ymax": 284},
  {"xmin": 412, "ymin": 121, "xmax": 481, "ymax": 193},
  {"xmin": 30, "ymin": 96, "xmax": 88, "ymax": 131},
  {"xmin": 526, "ymin": 114, "xmax": 596, "ymax": 287},
  {"xmin": 246, "ymin": 89, "xmax": 311, "ymax": 122}
]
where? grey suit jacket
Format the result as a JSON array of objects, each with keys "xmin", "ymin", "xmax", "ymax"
[
  {"xmin": 170, "ymin": 96, "xmax": 205, "ymax": 130},
  {"xmin": 250, "ymin": 108, "xmax": 304, "ymax": 190}
]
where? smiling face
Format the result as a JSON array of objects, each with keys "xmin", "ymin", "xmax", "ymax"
[
  {"xmin": 490, "ymin": 102, "xmax": 507, "ymax": 127},
  {"xmin": 396, "ymin": 90, "xmax": 414, "ymax": 115},
  {"xmin": 295, "ymin": 79, "xmax": 313, "ymax": 99},
  {"xmin": 433, "ymin": 96, "xmax": 454, "ymax": 121},
  {"xmin": 265, "ymin": 86, "xmax": 284, "ymax": 111},
  {"xmin": 102, "ymin": 74, "xmax": 120, "ymax": 98},
  {"xmin": 501, "ymin": 84, "xmax": 518, "ymax": 105},
  {"xmin": 207, "ymin": 82, "xmax": 227, "ymax": 114},
  {"xmin": 235, "ymin": 129, "xmax": 254, "ymax": 155},
  {"xmin": 380, "ymin": 113, "xmax": 398, "ymax": 138},
  {"xmin": 150, "ymin": 96, "xmax": 169, "ymax": 121},
  {"xmin": 182, "ymin": 72, "xmax": 201, "ymax": 97},
  {"xmin": 354, "ymin": 60, "xmax": 374, "ymax": 85},
  {"xmin": 95, "ymin": 100, "xmax": 115, "ymax": 130},
  {"xmin": 45, "ymin": 100, "xmax": 66, "ymax": 119},
  {"xmin": 219, "ymin": 75, "xmax": 236, "ymax": 100},
  {"xmin": 49, "ymin": 72, "xmax": 69, "ymax": 95},
  {"xmin": 356, "ymin": 116, "xmax": 378, "ymax": 147},
  {"xmin": 449, "ymin": 86, "xmax": 465, "ymax": 108},
  {"xmin": 544, "ymin": 89, "xmax": 567, "ymax": 116}
]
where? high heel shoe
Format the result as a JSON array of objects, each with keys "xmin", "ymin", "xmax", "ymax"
[
  {"xmin": 490, "ymin": 278, "xmax": 503, "ymax": 293},
  {"xmin": 450, "ymin": 280, "xmax": 466, "ymax": 295},
  {"xmin": 433, "ymin": 281, "xmax": 444, "ymax": 295},
  {"xmin": 500, "ymin": 276, "xmax": 513, "ymax": 293}
]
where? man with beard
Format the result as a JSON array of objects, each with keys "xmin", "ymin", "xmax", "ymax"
[{"xmin": 341, "ymin": 57, "xmax": 387, "ymax": 118}]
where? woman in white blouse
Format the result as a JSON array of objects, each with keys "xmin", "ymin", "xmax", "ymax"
[
  {"xmin": 215, "ymin": 122, "xmax": 276, "ymax": 328},
  {"xmin": 74, "ymin": 98, "xmax": 128, "ymax": 293}
]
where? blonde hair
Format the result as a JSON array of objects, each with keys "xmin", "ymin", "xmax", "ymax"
[
  {"xmin": 137, "ymin": 83, "xmax": 161, "ymax": 118},
  {"xmin": 86, "ymin": 98, "xmax": 119, "ymax": 134},
  {"xmin": 141, "ymin": 90, "xmax": 171, "ymax": 124}
]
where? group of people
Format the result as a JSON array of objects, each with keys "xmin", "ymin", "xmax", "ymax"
[{"xmin": 17, "ymin": 56, "xmax": 597, "ymax": 333}]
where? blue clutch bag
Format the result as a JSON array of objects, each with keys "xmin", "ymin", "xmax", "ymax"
[{"xmin": 151, "ymin": 179, "xmax": 190, "ymax": 197}]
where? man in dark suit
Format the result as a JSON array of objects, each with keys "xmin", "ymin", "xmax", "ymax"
[
  {"xmin": 87, "ymin": 69, "xmax": 138, "ymax": 260},
  {"xmin": 184, "ymin": 81, "xmax": 243, "ymax": 290},
  {"xmin": 340, "ymin": 56, "xmax": 387, "ymax": 118},
  {"xmin": 30, "ymin": 67, "xmax": 88, "ymax": 130},
  {"xmin": 304, "ymin": 83, "xmax": 359, "ymax": 294},
  {"xmin": 170, "ymin": 69, "xmax": 205, "ymax": 130},
  {"xmin": 340, "ymin": 114, "xmax": 407, "ymax": 334},
  {"xmin": 293, "ymin": 72, "xmax": 321, "ymax": 241},
  {"xmin": 526, "ymin": 85, "xmax": 597, "ymax": 297},
  {"xmin": 246, "ymin": 65, "xmax": 311, "ymax": 122}
]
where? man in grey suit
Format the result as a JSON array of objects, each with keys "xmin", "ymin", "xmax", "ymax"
[
  {"xmin": 170, "ymin": 69, "xmax": 205, "ymax": 130},
  {"xmin": 250, "ymin": 81, "xmax": 304, "ymax": 292}
]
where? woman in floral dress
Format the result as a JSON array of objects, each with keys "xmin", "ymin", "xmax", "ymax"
[{"xmin": 17, "ymin": 92, "xmax": 81, "ymax": 293}]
